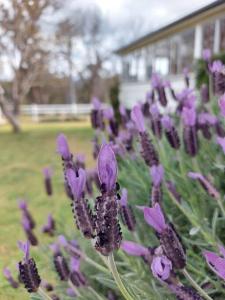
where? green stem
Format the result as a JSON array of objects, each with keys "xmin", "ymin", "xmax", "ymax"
[
  {"xmin": 217, "ymin": 197, "xmax": 225, "ymax": 218},
  {"xmin": 38, "ymin": 287, "xmax": 53, "ymax": 300},
  {"xmin": 68, "ymin": 280, "xmax": 81, "ymax": 297},
  {"xmin": 88, "ymin": 286, "xmax": 105, "ymax": 300},
  {"xmin": 84, "ymin": 254, "xmax": 110, "ymax": 274},
  {"xmin": 182, "ymin": 269, "xmax": 213, "ymax": 300},
  {"xmin": 107, "ymin": 253, "xmax": 134, "ymax": 300}
]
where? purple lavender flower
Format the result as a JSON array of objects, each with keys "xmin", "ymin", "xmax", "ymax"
[
  {"xmin": 169, "ymin": 285, "xmax": 203, "ymax": 300},
  {"xmin": 151, "ymin": 255, "xmax": 172, "ymax": 281},
  {"xmin": 18, "ymin": 200, "xmax": 35, "ymax": 229},
  {"xmin": 150, "ymin": 165, "xmax": 164, "ymax": 187},
  {"xmin": 66, "ymin": 168, "xmax": 95, "ymax": 239},
  {"xmin": 3, "ymin": 267, "xmax": 19, "ymax": 288},
  {"xmin": 143, "ymin": 204, "xmax": 186, "ymax": 269},
  {"xmin": 202, "ymin": 49, "xmax": 211, "ymax": 62},
  {"xmin": 54, "ymin": 255, "xmax": 70, "ymax": 281},
  {"xmin": 43, "ymin": 167, "xmax": 53, "ymax": 196},
  {"xmin": 217, "ymin": 136, "xmax": 225, "ymax": 153},
  {"xmin": 121, "ymin": 241, "xmax": 149, "ymax": 257},
  {"xmin": 166, "ymin": 181, "xmax": 181, "ymax": 203},
  {"xmin": 42, "ymin": 214, "xmax": 55, "ymax": 236},
  {"xmin": 197, "ymin": 112, "xmax": 217, "ymax": 140},
  {"xmin": 188, "ymin": 172, "xmax": 219, "ymax": 199},
  {"xmin": 91, "ymin": 97, "xmax": 105, "ymax": 130},
  {"xmin": 120, "ymin": 188, "xmax": 136, "ymax": 231},
  {"xmin": 66, "ymin": 168, "xmax": 86, "ymax": 201},
  {"xmin": 183, "ymin": 67, "xmax": 190, "ymax": 88},
  {"xmin": 203, "ymin": 246, "xmax": 225, "ymax": 281},
  {"xmin": 200, "ymin": 84, "xmax": 209, "ymax": 103},
  {"xmin": 182, "ymin": 107, "xmax": 198, "ymax": 156},
  {"xmin": 21, "ymin": 216, "xmax": 38, "ymax": 246},
  {"xmin": 95, "ymin": 143, "xmax": 122, "ymax": 256},
  {"xmin": 149, "ymin": 104, "xmax": 162, "ymax": 139},
  {"xmin": 69, "ymin": 257, "xmax": 87, "ymax": 287},
  {"xmin": 131, "ymin": 105, "xmax": 145, "ymax": 133},
  {"xmin": 18, "ymin": 241, "xmax": 41, "ymax": 293},
  {"xmin": 210, "ymin": 61, "xmax": 225, "ymax": 95},
  {"xmin": 97, "ymin": 144, "xmax": 117, "ymax": 193},
  {"xmin": 104, "ymin": 107, "xmax": 114, "ymax": 120},
  {"xmin": 151, "ymin": 73, "xmax": 167, "ymax": 106},
  {"xmin": 218, "ymin": 93, "xmax": 225, "ymax": 117},
  {"xmin": 56, "ymin": 134, "xmax": 71, "ymax": 161},
  {"xmin": 161, "ymin": 116, "xmax": 180, "ymax": 149}
]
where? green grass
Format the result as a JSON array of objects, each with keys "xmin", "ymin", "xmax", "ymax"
[{"xmin": 0, "ymin": 121, "xmax": 94, "ymax": 300}]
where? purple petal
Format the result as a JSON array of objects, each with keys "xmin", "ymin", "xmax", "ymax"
[
  {"xmin": 3, "ymin": 267, "xmax": 11, "ymax": 279},
  {"xmin": 97, "ymin": 144, "xmax": 117, "ymax": 192},
  {"xmin": 131, "ymin": 105, "xmax": 145, "ymax": 133},
  {"xmin": 66, "ymin": 168, "xmax": 86, "ymax": 200},
  {"xmin": 218, "ymin": 94, "xmax": 225, "ymax": 117},
  {"xmin": 202, "ymin": 49, "xmax": 211, "ymax": 61},
  {"xmin": 104, "ymin": 107, "xmax": 114, "ymax": 120},
  {"xmin": 58, "ymin": 235, "xmax": 68, "ymax": 247},
  {"xmin": 188, "ymin": 172, "xmax": 203, "ymax": 180},
  {"xmin": 70, "ymin": 257, "xmax": 80, "ymax": 272},
  {"xmin": 217, "ymin": 136, "xmax": 225, "ymax": 153},
  {"xmin": 149, "ymin": 104, "xmax": 159, "ymax": 118},
  {"xmin": 198, "ymin": 113, "xmax": 217, "ymax": 125},
  {"xmin": 121, "ymin": 241, "xmax": 149, "ymax": 257},
  {"xmin": 150, "ymin": 165, "xmax": 164, "ymax": 186},
  {"xmin": 203, "ymin": 250, "xmax": 225, "ymax": 280},
  {"xmin": 92, "ymin": 97, "xmax": 101, "ymax": 110},
  {"xmin": 182, "ymin": 107, "xmax": 196, "ymax": 126},
  {"xmin": 18, "ymin": 200, "xmax": 27, "ymax": 210},
  {"xmin": 151, "ymin": 73, "xmax": 161, "ymax": 88},
  {"xmin": 49, "ymin": 243, "xmax": 60, "ymax": 254},
  {"xmin": 219, "ymin": 245, "xmax": 225, "ymax": 258},
  {"xmin": 209, "ymin": 60, "xmax": 223, "ymax": 73},
  {"xmin": 119, "ymin": 104, "xmax": 126, "ymax": 116},
  {"xmin": 143, "ymin": 204, "xmax": 166, "ymax": 233},
  {"xmin": 120, "ymin": 188, "xmax": 128, "ymax": 206},
  {"xmin": 161, "ymin": 116, "xmax": 173, "ymax": 130},
  {"xmin": 18, "ymin": 241, "xmax": 30, "ymax": 261},
  {"xmin": 151, "ymin": 255, "xmax": 172, "ymax": 281},
  {"xmin": 43, "ymin": 167, "xmax": 52, "ymax": 179},
  {"xmin": 56, "ymin": 134, "xmax": 71, "ymax": 160}
]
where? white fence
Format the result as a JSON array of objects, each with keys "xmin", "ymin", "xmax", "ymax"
[{"xmin": 20, "ymin": 103, "xmax": 92, "ymax": 122}]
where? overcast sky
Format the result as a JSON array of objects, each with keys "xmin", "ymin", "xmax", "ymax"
[{"xmin": 68, "ymin": 0, "xmax": 217, "ymax": 45}]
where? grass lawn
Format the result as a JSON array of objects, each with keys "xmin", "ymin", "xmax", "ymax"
[{"xmin": 0, "ymin": 120, "xmax": 94, "ymax": 300}]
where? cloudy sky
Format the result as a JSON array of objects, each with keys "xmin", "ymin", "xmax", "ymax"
[{"xmin": 69, "ymin": 0, "xmax": 217, "ymax": 45}]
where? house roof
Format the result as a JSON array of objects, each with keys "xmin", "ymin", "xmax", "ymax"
[{"xmin": 115, "ymin": 0, "xmax": 225, "ymax": 55}]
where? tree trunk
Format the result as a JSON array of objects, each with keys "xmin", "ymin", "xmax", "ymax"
[{"xmin": 0, "ymin": 86, "xmax": 21, "ymax": 133}]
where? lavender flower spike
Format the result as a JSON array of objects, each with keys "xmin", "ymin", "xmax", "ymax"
[
  {"xmin": 188, "ymin": 172, "xmax": 220, "ymax": 199},
  {"xmin": 150, "ymin": 165, "xmax": 164, "ymax": 186},
  {"xmin": 98, "ymin": 144, "xmax": 117, "ymax": 192},
  {"xmin": 3, "ymin": 267, "xmax": 19, "ymax": 288},
  {"xmin": 131, "ymin": 105, "xmax": 145, "ymax": 133},
  {"xmin": 151, "ymin": 255, "xmax": 172, "ymax": 281},
  {"xmin": 66, "ymin": 168, "xmax": 86, "ymax": 200},
  {"xmin": 18, "ymin": 241, "xmax": 41, "ymax": 293},
  {"xmin": 43, "ymin": 167, "xmax": 53, "ymax": 196},
  {"xmin": 218, "ymin": 93, "xmax": 225, "ymax": 117},
  {"xmin": 143, "ymin": 203, "xmax": 166, "ymax": 233},
  {"xmin": 56, "ymin": 134, "xmax": 71, "ymax": 160},
  {"xmin": 120, "ymin": 188, "xmax": 136, "ymax": 231},
  {"xmin": 203, "ymin": 248, "xmax": 225, "ymax": 281},
  {"xmin": 182, "ymin": 107, "xmax": 196, "ymax": 127},
  {"xmin": 217, "ymin": 136, "xmax": 225, "ymax": 153},
  {"xmin": 121, "ymin": 241, "xmax": 149, "ymax": 257}
]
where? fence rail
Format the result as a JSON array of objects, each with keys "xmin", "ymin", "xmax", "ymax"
[{"xmin": 20, "ymin": 103, "xmax": 93, "ymax": 122}]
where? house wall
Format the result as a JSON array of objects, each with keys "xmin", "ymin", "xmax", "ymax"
[
  {"xmin": 119, "ymin": 12, "xmax": 225, "ymax": 108},
  {"xmin": 119, "ymin": 74, "xmax": 195, "ymax": 110}
]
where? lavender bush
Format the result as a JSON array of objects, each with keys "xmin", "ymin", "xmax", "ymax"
[{"xmin": 4, "ymin": 50, "xmax": 225, "ymax": 300}]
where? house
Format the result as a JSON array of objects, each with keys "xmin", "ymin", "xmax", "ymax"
[{"xmin": 115, "ymin": 0, "xmax": 225, "ymax": 108}]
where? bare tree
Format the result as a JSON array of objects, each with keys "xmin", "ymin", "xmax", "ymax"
[{"xmin": 0, "ymin": 0, "xmax": 55, "ymax": 132}]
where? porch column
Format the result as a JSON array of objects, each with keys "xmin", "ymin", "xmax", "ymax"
[
  {"xmin": 194, "ymin": 24, "xmax": 203, "ymax": 59},
  {"xmin": 214, "ymin": 19, "xmax": 221, "ymax": 54}
]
